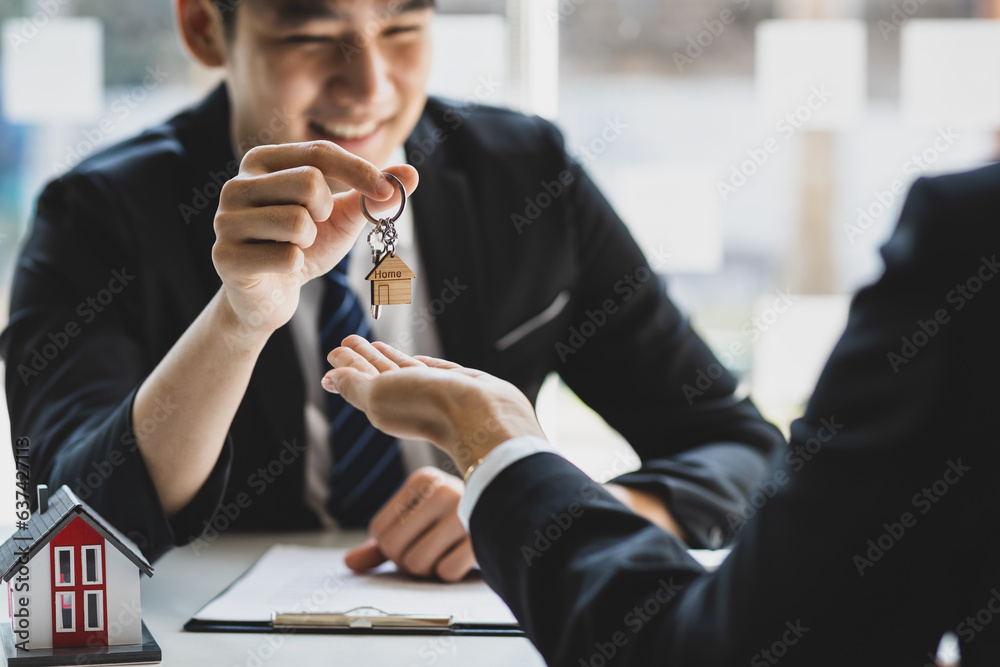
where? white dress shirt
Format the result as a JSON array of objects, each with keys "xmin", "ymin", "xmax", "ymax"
[
  {"xmin": 456, "ymin": 436, "xmax": 557, "ymax": 530},
  {"xmin": 289, "ymin": 148, "xmax": 451, "ymax": 528}
]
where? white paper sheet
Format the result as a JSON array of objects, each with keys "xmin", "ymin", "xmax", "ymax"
[{"xmin": 192, "ymin": 545, "xmax": 518, "ymax": 626}]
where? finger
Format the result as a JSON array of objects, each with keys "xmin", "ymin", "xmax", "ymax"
[
  {"xmin": 329, "ymin": 164, "xmax": 419, "ymax": 227},
  {"xmin": 371, "ymin": 341, "xmax": 425, "ymax": 368},
  {"xmin": 344, "ymin": 538, "xmax": 388, "ymax": 572},
  {"xmin": 321, "ymin": 367, "xmax": 374, "ymax": 407},
  {"xmin": 213, "ymin": 241, "xmax": 304, "ymax": 279},
  {"xmin": 369, "ymin": 469, "xmax": 444, "ymax": 538},
  {"xmin": 413, "ymin": 356, "xmax": 487, "ymax": 379},
  {"xmin": 434, "ymin": 537, "xmax": 477, "ymax": 583},
  {"xmin": 371, "ymin": 487, "xmax": 453, "ymax": 565},
  {"xmin": 412, "ymin": 356, "xmax": 464, "ymax": 370},
  {"xmin": 242, "ymin": 141, "xmax": 397, "ymax": 200},
  {"xmin": 340, "ymin": 335, "xmax": 399, "ymax": 373},
  {"xmin": 399, "ymin": 517, "xmax": 468, "ymax": 579},
  {"xmin": 222, "ymin": 167, "xmax": 334, "ymax": 222},
  {"xmin": 215, "ymin": 205, "xmax": 318, "ymax": 248}
]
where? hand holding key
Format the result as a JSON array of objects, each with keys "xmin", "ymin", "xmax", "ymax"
[{"xmin": 212, "ymin": 140, "xmax": 418, "ymax": 338}]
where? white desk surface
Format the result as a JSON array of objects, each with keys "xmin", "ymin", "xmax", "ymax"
[{"xmin": 142, "ymin": 530, "xmax": 545, "ymax": 667}]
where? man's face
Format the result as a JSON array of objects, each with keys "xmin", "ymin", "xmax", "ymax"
[{"xmin": 225, "ymin": 0, "xmax": 434, "ymax": 172}]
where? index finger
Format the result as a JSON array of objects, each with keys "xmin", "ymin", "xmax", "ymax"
[{"xmin": 242, "ymin": 141, "xmax": 395, "ymax": 200}]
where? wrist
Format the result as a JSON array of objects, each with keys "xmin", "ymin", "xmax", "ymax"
[
  {"xmin": 604, "ymin": 483, "xmax": 686, "ymax": 541},
  {"xmin": 212, "ymin": 289, "xmax": 274, "ymax": 354}
]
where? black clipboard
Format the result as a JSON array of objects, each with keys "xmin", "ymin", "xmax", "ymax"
[
  {"xmin": 184, "ymin": 607, "xmax": 524, "ymax": 637},
  {"xmin": 182, "ymin": 546, "xmax": 525, "ymax": 637}
]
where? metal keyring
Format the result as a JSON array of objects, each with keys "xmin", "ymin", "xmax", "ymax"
[{"xmin": 359, "ymin": 172, "xmax": 407, "ymax": 224}]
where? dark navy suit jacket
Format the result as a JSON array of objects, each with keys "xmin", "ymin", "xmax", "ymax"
[
  {"xmin": 2, "ymin": 86, "xmax": 783, "ymax": 562},
  {"xmin": 469, "ymin": 163, "xmax": 1000, "ymax": 665}
]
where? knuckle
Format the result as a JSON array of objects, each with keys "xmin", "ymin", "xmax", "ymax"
[
  {"xmin": 306, "ymin": 140, "xmax": 339, "ymax": 164},
  {"xmin": 210, "ymin": 242, "xmax": 228, "ymax": 270},
  {"xmin": 402, "ymin": 551, "xmax": 430, "ymax": 577},
  {"xmin": 285, "ymin": 206, "xmax": 312, "ymax": 238},
  {"xmin": 219, "ymin": 177, "xmax": 244, "ymax": 205},
  {"xmin": 295, "ymin": 164, "xmax": 326, "ymax": 190},
  {"xmin": 241, "ymin": 145, "xmax": 268, "ymax": 169},
  {"xmin": 380, "ymin": 538, "xmax": 403, "ymax": 563},
  {"xmin": 352, "ymin": 159, "xmax": 376, "ymax": 189},
  {"xmin": 281, "ymin": 243, "xmax": 302, "ymax": 267}
]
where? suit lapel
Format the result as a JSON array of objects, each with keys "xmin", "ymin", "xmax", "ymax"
[{"xmin": 407, "ymin": 112, "xmax": 492, "ymax": 369}]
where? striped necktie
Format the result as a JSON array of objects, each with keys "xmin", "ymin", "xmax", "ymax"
[{"xmin": 320, "ymin": 254, "xmax": 405, "ymax": 527}]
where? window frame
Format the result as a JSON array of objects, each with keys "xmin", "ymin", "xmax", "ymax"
[
  {"xmin": 54, "ymin": 547, "xmax": 74, "ymax": 587},
  {"xmin": 84, "ymin": 590, "xmax": 104, "ymax": 631},
  {"xmin": 82, "ymin": 545, "xmax": 102, "ymax": 585},
  {"xmin": 55, "ymin": 591, "xmax": 75, "ymax": 632}
]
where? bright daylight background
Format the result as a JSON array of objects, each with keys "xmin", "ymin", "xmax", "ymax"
[{"xmin": 0, "ymin": 0, "xmax": 997, "ymax": 536}]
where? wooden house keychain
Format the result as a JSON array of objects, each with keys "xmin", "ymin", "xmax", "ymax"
[{"xmin": 359, "ymin": 173, "xmax": 415, "ymax": 320}]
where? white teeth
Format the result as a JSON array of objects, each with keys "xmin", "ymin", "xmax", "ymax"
[{"xmin": 315, "ymin": 119, "xmax": 380, "ymax": 140}]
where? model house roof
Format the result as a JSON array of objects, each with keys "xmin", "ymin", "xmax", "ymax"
[
  {"xmin": 0, "ymin": 485, "xmax": 153, "ymax": 582},
  {"xmin": 365, "ymin": 253, "xmax": 416, "ymax": 280}
]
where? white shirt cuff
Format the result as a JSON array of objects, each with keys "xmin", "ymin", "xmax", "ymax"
[{"xmin": 457, "ymin": 435, "xmax": 556, "ymax": 531}]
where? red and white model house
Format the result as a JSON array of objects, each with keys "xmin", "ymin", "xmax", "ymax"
[{"xmin": 1, "ymin": 485, "xmax": 153, "ymax": 652}]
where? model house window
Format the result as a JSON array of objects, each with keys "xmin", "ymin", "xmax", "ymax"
[
  {"xmin": 84, "ymin": 591, "xmax": 104, "ymax": 631},
  {"xmin": 82, "ymin": 546, "xmax": 102, "ymax": 584},
  {"xmin": 55, "ymin": 592, "xmax": 75, "ymax": 632},
  {"xmin": 54, "ymin": 547, "xmax": 73, "ymax": 586}
]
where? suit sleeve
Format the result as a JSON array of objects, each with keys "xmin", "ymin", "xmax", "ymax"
[
  {"xmin": 548, "ymin": 123, "xmax": 785, "ymax": 548},
  {"xmin": 1, "ymin": 173, "xmax": 231, "ymax": 562},
  {"xmin": 470, "ymin": 175, "xmax": 979, "ymax": 666}
]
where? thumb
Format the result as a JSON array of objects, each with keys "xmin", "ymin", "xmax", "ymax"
[{"xmin": 344, "ymin": 537, "xmax": 388, "ymax": 571}]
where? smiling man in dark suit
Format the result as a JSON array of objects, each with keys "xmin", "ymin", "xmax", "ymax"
[{"xmin": 2, "ymin": 0, "xmax": 783, "ymax": 575}]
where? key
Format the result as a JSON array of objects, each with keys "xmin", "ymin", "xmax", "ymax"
[{"xmin": 360, "ymin": 174, "xmax": 415, "ymax": 321}]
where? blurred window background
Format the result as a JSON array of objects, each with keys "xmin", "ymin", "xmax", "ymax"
[{"xmin": 0, "ymin": 0, "xmax": 997, "ymax": 514}]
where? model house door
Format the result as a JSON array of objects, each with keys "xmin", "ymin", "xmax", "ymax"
[
  {"xmin": 378, "ymin": 283, "xmax": 389, "ymax": 305},
  {"xmin": 50, "ymin": 517, "xmax": 108, "ymax": 647}
]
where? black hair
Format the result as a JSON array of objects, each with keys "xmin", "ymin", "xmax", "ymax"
[{"xmin": 209, "ymin": 0, "xmax": 436, "ymax": 39}]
